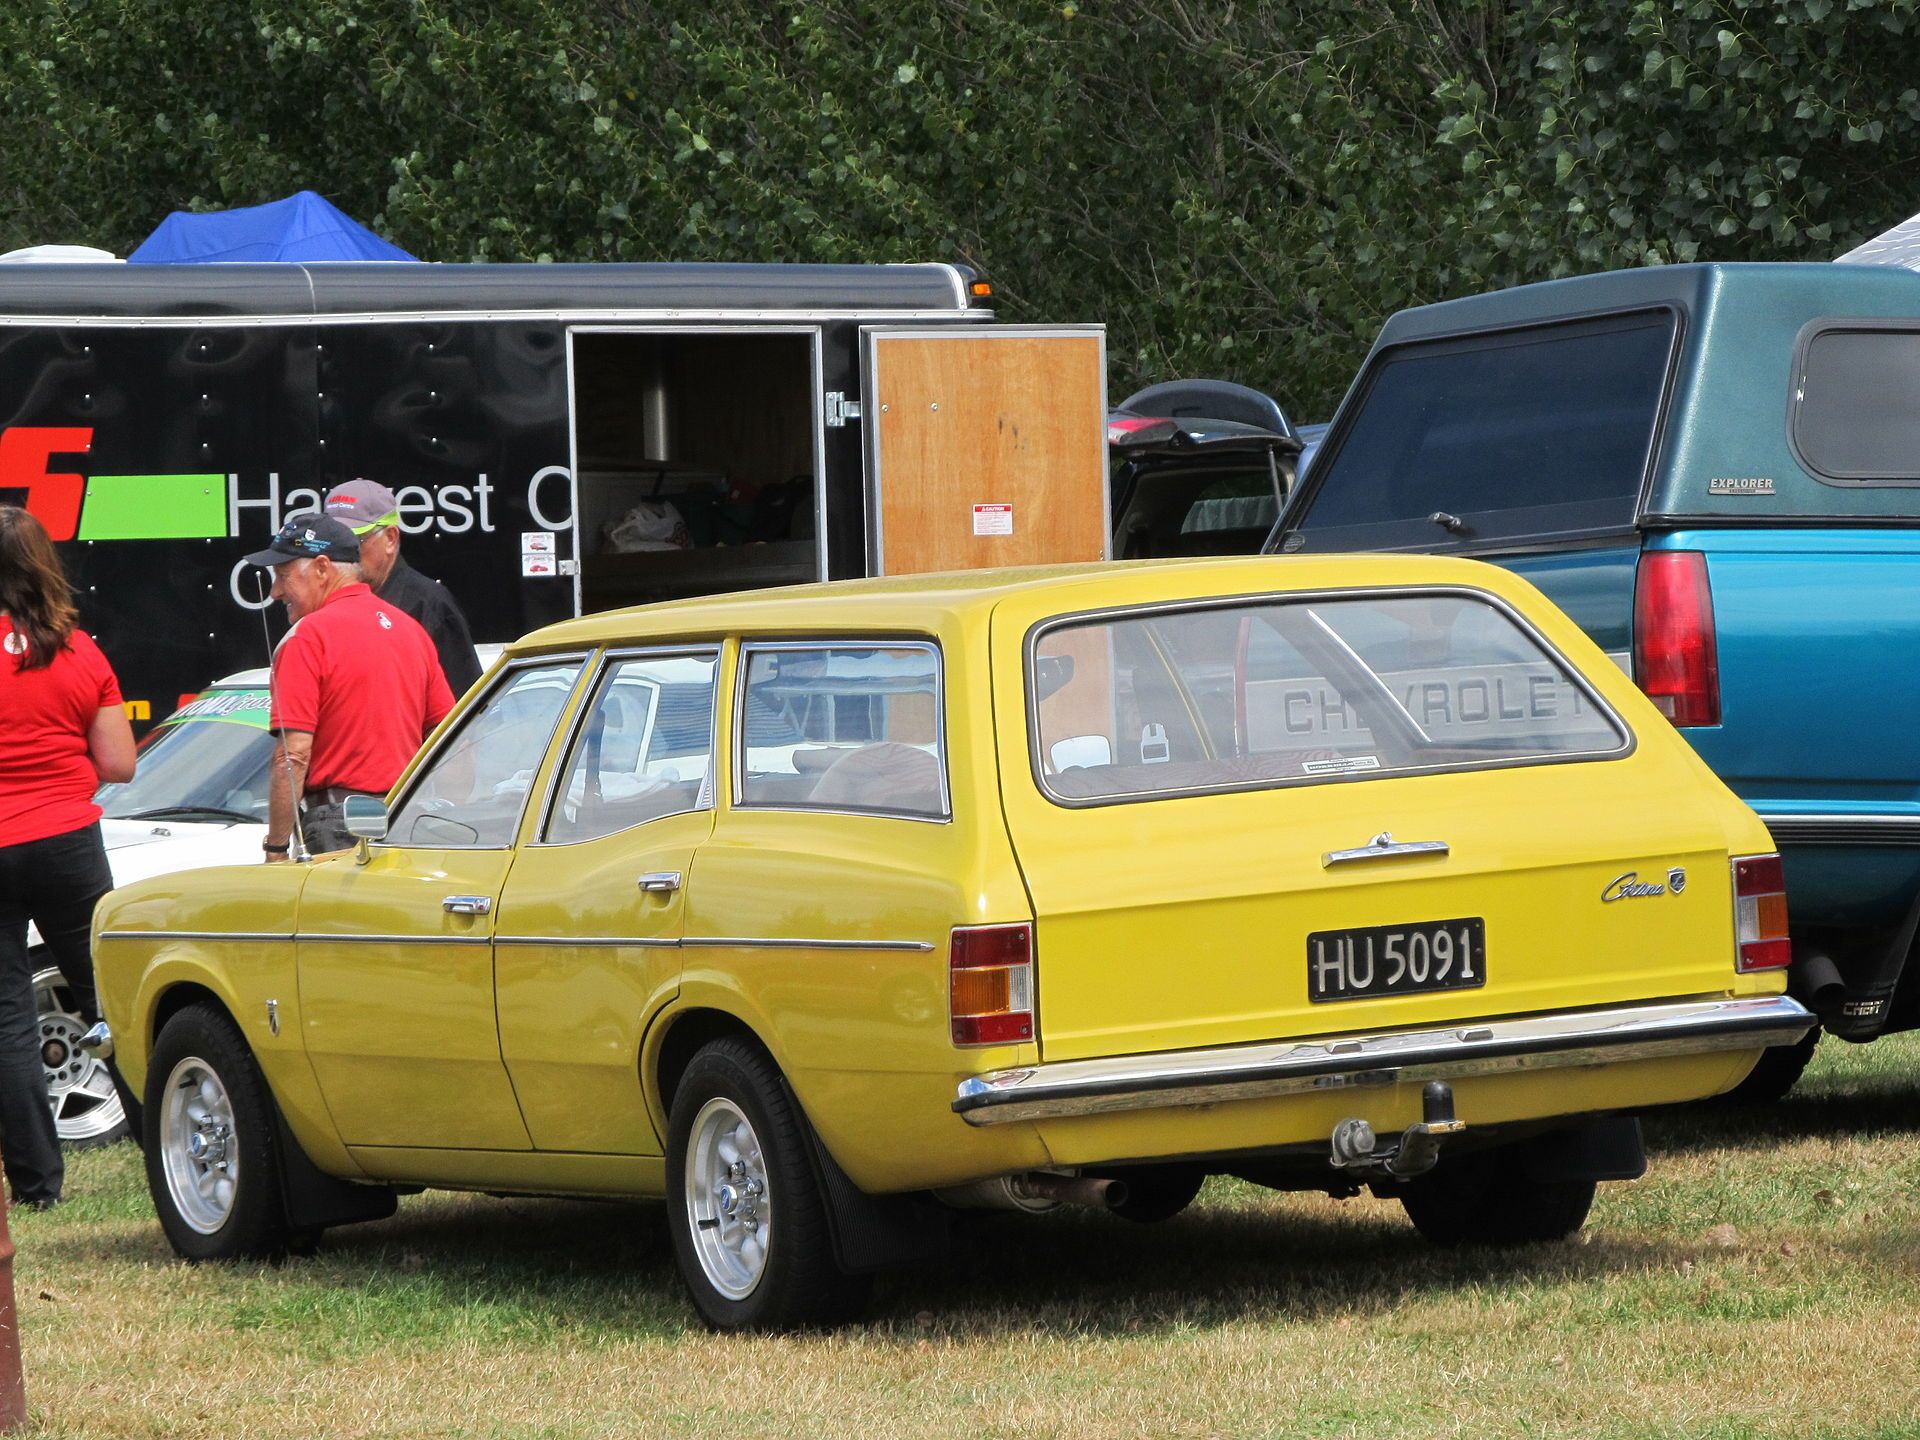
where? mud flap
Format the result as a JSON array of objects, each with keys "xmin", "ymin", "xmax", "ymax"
[
  {"xmin": 1518, "ymin": 1116, "xmax": 1646, "ymax": 1184},
  {"xmin": 795, "ymin": 1117, "xmax": 950, "ymax": 1274},
  {"xmin": 1827, "ymin": 883, "xmax": 1920, "ymax": 1042},
  {"xmin": 271, "ymin": 1106, "xmax": 398, "ymax": 1232}
]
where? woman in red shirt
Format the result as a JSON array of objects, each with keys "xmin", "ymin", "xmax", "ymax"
[{"xmin": 0, "ymin": 507, "xmax": 134, "ymax": 1209}]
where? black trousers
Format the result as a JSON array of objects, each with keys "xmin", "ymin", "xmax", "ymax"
[{"xmin": 0, "ymin": 821, "xmax": 114, "ymax": 1204}]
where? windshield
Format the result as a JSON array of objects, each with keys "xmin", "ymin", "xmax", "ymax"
[{"xmin": 95, "ymin": 687, "xmax": 276, "ymax": 823}]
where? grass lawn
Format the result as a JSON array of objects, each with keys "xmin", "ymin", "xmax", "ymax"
[{"xmin": 10, "ymin": 1034, "xmax": 1920, "ymax": 1439}]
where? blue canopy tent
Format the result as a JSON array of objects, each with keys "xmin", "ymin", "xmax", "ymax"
[{"xmin": 128, "ymin": 190, "xmax": 417, "ymax": 263}]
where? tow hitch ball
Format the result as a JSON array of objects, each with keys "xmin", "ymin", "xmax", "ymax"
[{"xmin": 1329, "ymin": 1082, "xmax": 1466, "ymax": 1180}]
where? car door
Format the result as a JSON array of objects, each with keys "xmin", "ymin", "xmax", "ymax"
[
  {"xmin": 492, "ymin": 648, "xmax": 720, "ymax": 1153},
  {"xmin": 297, "ymin": 656, "xmax": 589, "ymax": 1151}
]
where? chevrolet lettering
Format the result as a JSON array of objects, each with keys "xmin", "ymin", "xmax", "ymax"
[{"xmin": 91, "ymin": 555, "xmax": 1813, "ymax": 1331}]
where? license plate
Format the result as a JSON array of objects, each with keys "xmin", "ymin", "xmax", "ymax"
[{"xmin": 1307, "ymin": 917, "xmax": 1486, "ymax": 1003}]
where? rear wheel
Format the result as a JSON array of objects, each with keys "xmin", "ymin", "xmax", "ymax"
[
  {"xmin": 665, "ymin": 1038, "xmax": 869, "ymax": 1331},
  {"xmin": 144, "ymin": 1004, "xmax": 288, "ymax": 1261},
  {"xmin": 1398, "ymin": 1146, "xmax": 1595, "ymax": 1247},
  {"xmin": 32, "ymin": 966, "xmax": 128, "ymax": 1148}
]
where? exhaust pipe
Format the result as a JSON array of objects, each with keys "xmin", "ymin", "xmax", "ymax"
[
  {"xmin": 1791, "ymin": 948, "xmax": 1845, "ymax": 1014},
  {"xmin": 934, "ymin": 1174, "xmax": 1130, "ymax": 1213}
]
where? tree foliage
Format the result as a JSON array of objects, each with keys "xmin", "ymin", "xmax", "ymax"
[{"xmin": 2, "ymin": 0, "xmax": 1917, "ymax": 415}]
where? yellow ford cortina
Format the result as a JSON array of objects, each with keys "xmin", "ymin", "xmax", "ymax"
[{"xmin": 90, "ymin": 556, "xmax": 1812, "ymax": 1329}]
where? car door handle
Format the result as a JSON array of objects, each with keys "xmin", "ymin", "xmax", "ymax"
[
  {"xmin": 637, "ymin": 871, "xmax": 683, "ymax": 894},
  {"xmin": 442, "ymin": 895, "xmax": 493, "ymax": 915},
  {"xmin": 1322, "ymin": 833, "xmax": 1450, "ymax": 868}
]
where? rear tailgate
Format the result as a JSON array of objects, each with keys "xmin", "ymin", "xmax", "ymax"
[{"xmin": 994, "ymin": 580, "xmax": 1754, "ymax": 1064}]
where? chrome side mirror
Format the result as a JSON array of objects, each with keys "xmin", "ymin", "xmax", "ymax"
[
  {"xmin": 342, "ymin": 794, "xmax": 389, "ymax": 840},
  {"xmin": 342, "ymin": 794, "xmax": 388, "ymax": 865}
]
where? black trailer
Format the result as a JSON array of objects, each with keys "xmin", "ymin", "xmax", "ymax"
[{"xmin": 0, "ymin": 262, "xmax": 1108, "ymax": 721}]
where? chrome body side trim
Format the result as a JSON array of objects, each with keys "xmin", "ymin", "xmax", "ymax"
[
  {"xmin": 494, "ymin": 935, "xmax": 679, "ymax": 949},
  {"xmin": 98, "ymin": 930, "xmax": 293, "ymax": 943},
  {"xmin": 1760, "ymin": 813, "xmax": 1920, "ymax": 847},
  {"xmin": 681, "ymin": 936, "xmax": 937, "ymax": 953},
  {"xmin": 952, "ymin": 995, "xmax": 1814, "ymax": 1126},
  {"xmin": 297, "ymin": 933, "xmax": 492, "ymax": 947}
]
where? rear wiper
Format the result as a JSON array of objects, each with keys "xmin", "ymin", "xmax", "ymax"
[
  {"xmin": 116, "ymin": 806, "xmax": 260, "ymax": 826},
  {"xmin": 1428, "ymin": 511, "xmax": 1471, "ymax": 536}
]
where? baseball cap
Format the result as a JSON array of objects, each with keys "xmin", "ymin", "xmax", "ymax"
[
  {"xmin": 241, "ymin": 512, "xmax": 361, "ymax": 568},
  {"xmin": 324, "ymin": 479, "xmax": 400, "ymax": 534}
]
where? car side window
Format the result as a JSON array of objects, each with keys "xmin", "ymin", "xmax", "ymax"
[
  {"xmin": 543, "ymin": 652, "xmax": 719, "ymax": 844},
  {"xmin": 388, "ymin": 660, "xmax": 584, "ymax": 848},
  {"xmin": 736, "ymin": 643, "xmax": 947, "ymax": 819}
]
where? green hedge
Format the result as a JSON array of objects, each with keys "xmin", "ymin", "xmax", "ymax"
[{"xmin": 3, "ymin": 0, "xmax": 1916, "ymax": 417}]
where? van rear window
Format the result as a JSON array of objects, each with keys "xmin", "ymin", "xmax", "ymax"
[
  {"xmin": 1290, "ymin": 312, "xmax": 1674, "ymax": 550},
  {"xmin": 1029, "ymin": 591, "xmax": 1628, "ymax": 805}
]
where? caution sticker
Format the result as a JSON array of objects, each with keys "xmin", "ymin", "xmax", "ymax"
[{"xmin": 973, "ymin": 503, "xmax": 1013, "ymax": 536}]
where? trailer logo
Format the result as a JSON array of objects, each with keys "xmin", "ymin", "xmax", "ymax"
[{"xmin": 0, "ymin": 426, "xmax": 229, "ymax": 542}]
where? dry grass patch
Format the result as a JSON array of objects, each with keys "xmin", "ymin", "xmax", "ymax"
[{"xmin": 9, "ymin": 1034, "xmax": 1920, "ymax": 1438}]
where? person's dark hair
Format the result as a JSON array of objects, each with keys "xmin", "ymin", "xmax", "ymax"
[{"xmin": 0, "ymin": 505, "xmax": 79, "ymax": 670}]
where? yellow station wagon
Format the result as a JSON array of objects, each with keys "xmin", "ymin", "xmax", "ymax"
[{"xmin": 90, "ymin": 556, "xmax": 1812, "ymax": 1329}]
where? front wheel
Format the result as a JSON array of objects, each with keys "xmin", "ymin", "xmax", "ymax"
[
  {"xmin": 665, "ymin": 1038, "xmax": 869, "ymax": 1331},
  {"xmin": 144, "ymin": 1004, "xmax": 288, "ymax": 1261},
  {"xmin": 32, "ymin": 966, "xmax": 128, "ymax": 1148},
  {"xmin": 1397, "ymin": 1145, "xmax": 1595, "ymax": 1247}
]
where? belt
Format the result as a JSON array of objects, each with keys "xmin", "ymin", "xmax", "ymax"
[{"xmin": 302, "ymin": 786, "xmax": 381, "ymax": 808}]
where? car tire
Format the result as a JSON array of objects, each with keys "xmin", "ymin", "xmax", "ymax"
[
  {"xmin": 143, "ymin": 1004, "xmax": 289, "ymax": 1261},
  {"xmin": 31, "ymin": 964, "xmax": 129, "ymax": 1149},
  {"xmin": 1106, "ymin": 1165, "xmax": 1206, "ymax": 1224},
  {"xmin": 1398, "ymin": 1145, "xmax": 1596, "ymax": 1248},
  {"xmin": 665, "ymin": 1037, "xmax": 870, "ymax": 1331},
  {"xmin": 1721, "ymin": 1024, "xmax": 1820, "ymax": 1105}
]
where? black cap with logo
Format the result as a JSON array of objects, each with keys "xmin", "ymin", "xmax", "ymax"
[{"xmin": 241, "ymin": 512, "xmax": 361, "ymax": 568}]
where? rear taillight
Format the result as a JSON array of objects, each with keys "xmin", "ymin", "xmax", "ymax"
[
  {"xmin": 1733, "ymin": 853, "xmax": 1790, "ymax": 971},
  {"xmin": 950, "ymin": 923, "xmax": 1034, "ymax": 1046},
  {"xmin": 1633, "ymin": 551, "xmax": 1721, "ymax": 727}
]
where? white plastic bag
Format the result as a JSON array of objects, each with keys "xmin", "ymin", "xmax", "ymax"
[{"xmin": 604, "ymin": 499, "xmax": 690, "ymax": 552}]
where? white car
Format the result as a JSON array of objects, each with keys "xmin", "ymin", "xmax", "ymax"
[{"xmin": 33, "ymin": 649, "xmax": 499, "ymax": 1146}]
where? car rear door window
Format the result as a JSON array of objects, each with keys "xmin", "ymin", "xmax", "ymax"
[
  {"xmin": 1030, "ymin": 591, "xmax": 1627, "ymax": 805},
  {"xmin": 543, "ymin": 652, "xmax": 719, "ymax": 844},
  {"xmin": 735, "ymin": 643, "xmax": 947, "ymax": 818},
  {"xmin": 1289, "ymin": 312, "xmax": 1675, "ymax": 550}
]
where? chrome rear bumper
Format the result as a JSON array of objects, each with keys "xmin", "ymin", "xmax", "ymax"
[{"xmin": 951, "ymin": 995, "xmax": 1814, "ymax": 1127}]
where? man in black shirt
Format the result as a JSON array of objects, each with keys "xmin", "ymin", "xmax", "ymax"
[{"xmin": 323, "ymin": 479, "xmax": 485, "ymax": 697}]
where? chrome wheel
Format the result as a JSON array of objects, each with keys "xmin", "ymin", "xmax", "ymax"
[
  {"xmin": 32, "ymin": 967, "xmax": 126, "ymax": 1145},
  {"xmin": 159, "ymin": 1056, "xmax": 240, "ymax": 1235},
  {"xmin": 684, "ymin": 1096, "xmax": 771, "ymax": 1301}
]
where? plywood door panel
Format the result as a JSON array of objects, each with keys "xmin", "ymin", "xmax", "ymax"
[{"xmin": 867, "ymin": 329, "xmax": 1106, "ymax": 575}]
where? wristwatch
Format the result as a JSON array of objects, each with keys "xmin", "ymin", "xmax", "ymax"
[{"xmin": 262, "ymin": 839, "xmax": 290, "ymax": 854}]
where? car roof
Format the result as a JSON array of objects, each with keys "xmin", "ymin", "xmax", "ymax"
[
  {"xmin": 207, "ymin": 641, "xmax": 506, "ymax": 692},
  {"xmin": 509, "ymin": 554, "xmax": 1530, "ymax": 654}
]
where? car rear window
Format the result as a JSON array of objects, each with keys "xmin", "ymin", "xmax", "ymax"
[
  {"xmin": 1029, "ymin": 591, "xmax": 1628, "ymax": 805},
  {"xmin": 1288, "ymin": 312, "xmax": 1674, "ymax": 550}
]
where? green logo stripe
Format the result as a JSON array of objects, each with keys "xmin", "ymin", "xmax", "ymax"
[{"xmin": 77, "ymin": 474, "xmax": 227, "ymax": 540}]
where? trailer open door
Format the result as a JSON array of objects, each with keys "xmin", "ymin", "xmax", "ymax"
[{"xmin": 860, "ymin": 326, "xmax": 1107, "ymax": 575}]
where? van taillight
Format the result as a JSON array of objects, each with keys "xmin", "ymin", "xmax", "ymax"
[
  {"xmin": 1733, "ymin": 854, "xmax": 1790, "ymax": 971},
  {"xmin": 950, "ymin": 923, "xmax": 1033, "ymax": 1046},
  {"xmin": 1633, "ymin": 551, "xmax": 1721, "ymax": 727}
]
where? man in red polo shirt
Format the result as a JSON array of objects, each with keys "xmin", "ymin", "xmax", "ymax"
[{"xmin": 243, "ymin": 513, "xmax": 454, "ymax": 858}]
